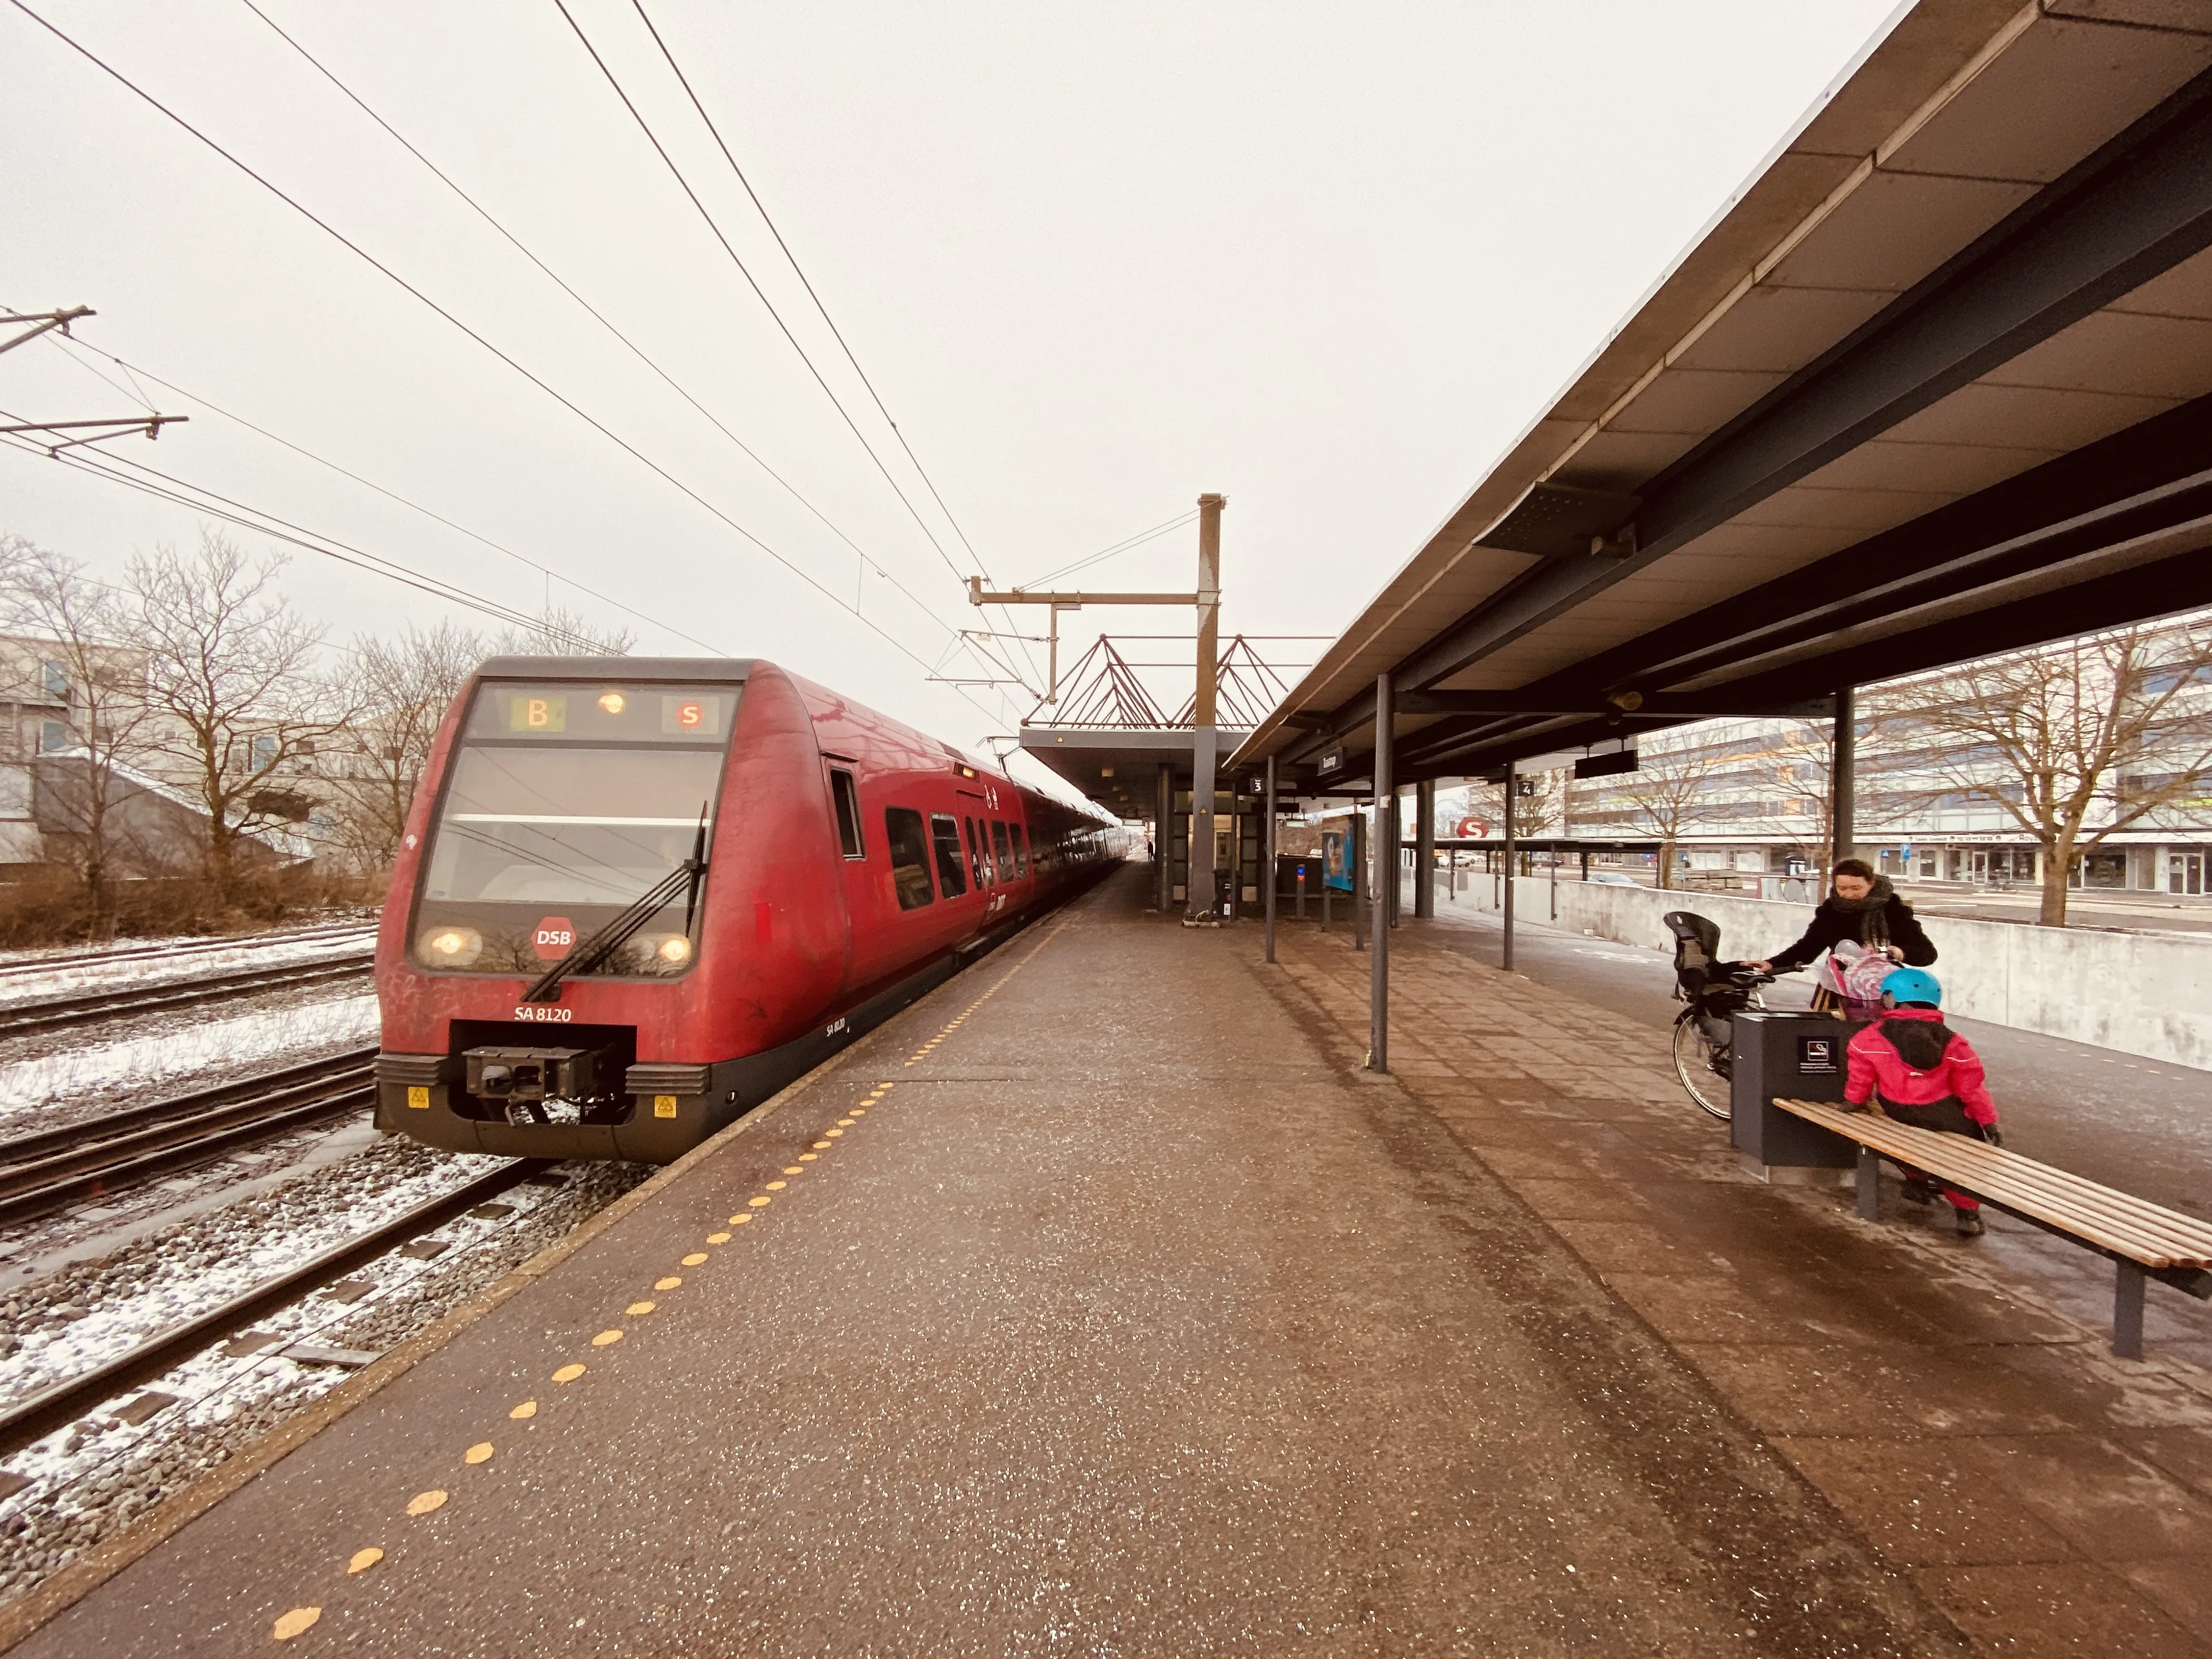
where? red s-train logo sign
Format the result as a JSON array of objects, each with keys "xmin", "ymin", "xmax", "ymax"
[{"xmin": 533, "ymin": 918, "xmax": 575, "ymax": 960}]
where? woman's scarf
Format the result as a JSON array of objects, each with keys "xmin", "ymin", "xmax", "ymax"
[{"xmin": 1828, "ymin": 873, "xmax": 1893, "ymax": 947}]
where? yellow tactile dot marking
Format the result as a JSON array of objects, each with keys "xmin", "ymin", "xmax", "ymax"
[
  {"xmin": 626, "ymin": 1301, "xmax": 657, "ymax": 1316},
  {"xmin": 553, "ymin": 1363, "xmax": 586, "ymax": 1383},
  {"xmin": 729, "ymin": 1213, "xmax": 754, "ymax": 1224},
  {"xmin": 836, "ymin": 1118, "xmax": 855, "ymax": 1127},
  {"xmin": 706, "ymin": 1232, "xmax": 730, "ymax": 1243},
  {"xmin": 748, "ymin": 1194, "xmax": 772, "ymax": 1206},
  {"xmin": 782, "ymin": 1166, "xmax": 804, "ymax": 1176},
  {"xmin": 811, "ymin": 1141, "xmax": 833, "ymax": 1150},
  {"xmin": 798, "ymin": 1153, "xmax": 818, "ymax": 1162},
  {"xmin": 764, "ymin": 1181, "xmax": 787, "ymax": 1192},
  {"xmin": 657, "ymin": 1274, "xmax": 684, "ymax": 1289},
  {"xmin": 465, "ymin": 1442, "xmax": 494, "ymax": 1465},
  {"xmin": 510, "ymin": 1401, "xmax": 538, "ymax": 1420},
  {"xmin": 347, "ymin": 1547, "xmax": 383, "ymax": 1574},
  {"xmin": 682, "ymin": 1250, "xmax": 708, "ymax": 1264},
  {"xmin": 849, "ymin": 1108, "xmax": 866, "ymax": 1116},
  {"xmin": 406, "ymin": 1490, "xmax": 448, "ymax": 1516},
  {"xmin": 273, "ymin": 1606, "xmax": 321, "ymax": 1640},
  {"xmin": 822, "ymin": 1130, "xmax": 843, "ymax": 1140},
  {"xmin": 591, "ymin": 1329, "xmax": 625, "ymax": 1346}
]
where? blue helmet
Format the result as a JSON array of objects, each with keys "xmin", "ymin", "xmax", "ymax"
[{"xmin": 1881, "ymin": 966, "xmax": 1942, "ymax": 1007}]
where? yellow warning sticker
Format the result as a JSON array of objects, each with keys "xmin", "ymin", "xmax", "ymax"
[
  {"xmin": 653, "ymin": 1094, "xmax": 678, "ymax": 1119},
  {"xmin": 407, "ymin": 1086, "xmax": 430, "ymax": 1110}
]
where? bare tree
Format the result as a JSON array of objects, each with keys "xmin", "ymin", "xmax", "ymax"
[
  {"xmin": 0, "ymin": 538, "xmax": 156, "ymax": 935},
  {"xmin": 1883, "ymin": 623, "xmax": 2212, "ymax": 925},
  {"xmin": 325, "ymin": 620, "xmax": 485, "ymax": 872},
  {"xmin": 490, "ymin": 606, "xmax": 634, "ymax": 658},
  {"xmin": 128, "ymin": 532, "xmax": 359, "ymax": 901},
  {"xmin": 1609, "ymin": 742, "xmax": 1725, "ymax": 889}
]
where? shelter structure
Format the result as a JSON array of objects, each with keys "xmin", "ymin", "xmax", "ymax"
[{"xmin": 1229, "ymin": 0, "xmax": 2212, "ymax": 1066}]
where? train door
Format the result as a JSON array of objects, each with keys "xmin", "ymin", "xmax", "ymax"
[{"xmin": 821, "ymin": 760, "xmax": 872, "ymax": 988}]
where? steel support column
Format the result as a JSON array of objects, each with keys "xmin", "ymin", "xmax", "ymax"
[
  {"xmin": 1189, "ymin": 493, "xmax": 1224, "ymax": 921},
  {"xmin": 1155, "ymin": 762, "xmax": 1172, "ymax": 912},
  {"xmin": 1832, "ymin": 686, "xmax": 1856, "ymax": 869},
  {"xmin": 1351, "ymin": 809, "xmax": 1367, "ymax": 950},
  {"xmin": 1263, "ymin": 755, "xmax": 1278, "ymax": 964},
  {"xmin": 1370, "ymin": 673, "xmax": 1391, "ymax": 1072},
  {"xmin": 1413, "ymin": 778, "xmax": 1435, "ymax": 919},
  {"xmin": 1502, "ymin": 759, "xmax": 1517, "ymax": 973}
]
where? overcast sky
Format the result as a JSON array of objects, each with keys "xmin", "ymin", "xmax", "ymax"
[{"xmin": 2, "ymin": 0, "xmax": 1901, "ymax": 800}]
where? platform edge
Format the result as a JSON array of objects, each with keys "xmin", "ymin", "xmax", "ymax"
[{"xmin": 0, "ymin": 991, "xmax": 917, "ymax": 1653}]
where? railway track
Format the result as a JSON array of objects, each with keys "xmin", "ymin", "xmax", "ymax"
[
  {"xmin": 0, "ymin": 1048, "xmax": 379, "ymax": 1228},
  {"xmin": 0, "ymin": 921, "xmax": 375, "ymax": 985},
  {"xmin": 0, "ymin": 1155, "xmax": 553, "ymax": 1459},
  {"xmin": 0, "ymin": 951, "xmax": 375, "ymax": 1042}
]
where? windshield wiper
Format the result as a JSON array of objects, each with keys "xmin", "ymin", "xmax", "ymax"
[{"xmin": 521, "ymin": 808, "xmax": 709, "ymax": 1004}]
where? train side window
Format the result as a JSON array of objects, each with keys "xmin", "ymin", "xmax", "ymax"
[
  {"xmin": 1009, "ymin": 824, "xmax": 1029, "ymax": 877},
  {"xmin": 884, "ymin": 808, "xmax": 935, "ymax": 910},
  {"xmin": 830, "ymin": 769, "xmax": 865, "ymax": 859},
  {"xmin": 929, "ymin": 813, "xmax": 968, "ymax": 897},
  {"xmin": 990, "ymin": 820, "xmax": 1014, "ymax": 883},
  {"xmin": 966, "ymin": 816, "xmax": 989, "ymax": 886}
]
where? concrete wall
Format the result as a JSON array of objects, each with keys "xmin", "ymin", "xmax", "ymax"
[{"xmin": 1437, "ymin": 868, "xmax": 2212, "ymax": 1072}]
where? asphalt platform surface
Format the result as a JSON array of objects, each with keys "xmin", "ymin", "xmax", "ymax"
[{"xmin": 12, "ymin": 867, "xmax": 1967, "ymax": 1656}]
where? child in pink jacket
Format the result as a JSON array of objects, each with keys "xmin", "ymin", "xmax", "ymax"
[{"xmin": 1843, "ymin": 967, "xmax": 1999, "ymax": 1237}]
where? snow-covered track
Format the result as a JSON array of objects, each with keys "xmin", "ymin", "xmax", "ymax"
[
  {"xmin": 0, "ymin": 922, "xmax": 374, "ymax": 984},
  {"xmin": 0, "ymin": 1048, "xmax": 376, "ymax": 1228},
  {"xmin": 0, "ymin": 1156, "xmax": 550, "ymax": 1459},
  {"xmin": 0, "ymin": 953, "xmax": 374, "ymax": 1042}
]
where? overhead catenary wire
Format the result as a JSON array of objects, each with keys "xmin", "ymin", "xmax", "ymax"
[
  {"xmin": 232, "ymin": 0, "xmax": 934, "ymax": 628},
  {"xmin": 3, "ymin": 0, "xmax": 1016, "ymax": 721},
  {"xmin": 42, "ymin": 331, "xmax": 715, "ymax": 651},
  {"xmin": 45, "ymin": 329, "xmax": 986, "ymax": 673},
  {"xmin": 624, "ymin": 0, "xmax": 989, "ymax": 577},
  {"xmin": 0, "ymin": 424, "xmax": 609, "ymax": 650},
  {"xmin": 550, "ymin": 1, "xmax": 1043, "ymax": 692},
  {"xmin": 619, "ymin": 0, "xmax": 1048, "ymax": 691},
  {"xmin": 1020, "ymin": 510, "xmax": 1200, "ymax": 590}
]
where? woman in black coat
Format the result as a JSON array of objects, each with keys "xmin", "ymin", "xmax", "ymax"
[{"xmin": 1751, "ymin": 857, "xmax": 1936, "ymax": 980}]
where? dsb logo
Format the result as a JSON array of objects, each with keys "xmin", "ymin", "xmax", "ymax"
[{"xmin": 533, "ymin": 917, "xmax": 575, "ymax": 961}]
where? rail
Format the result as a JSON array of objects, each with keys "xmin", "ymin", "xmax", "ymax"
[
  {"xmin": 0, "ymin": 1048, "xmax": 377, "ymax": 1227},
  {"xmin": 0, "ymin": 1156, "xmax": 552, "ymax": 1458}
]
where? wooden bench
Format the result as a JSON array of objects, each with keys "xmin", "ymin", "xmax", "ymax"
[{"xmin": 1774, "ymin": 1097, "xmax": 2212, "ymax": 1359}]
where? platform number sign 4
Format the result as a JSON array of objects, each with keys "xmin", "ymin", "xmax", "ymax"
[{"xmin": 534, "ymin": 917, "xmax": 575, "ymax": 961}]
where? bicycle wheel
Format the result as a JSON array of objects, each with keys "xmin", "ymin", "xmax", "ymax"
[{"xmin": 1672, "ymin": 1014, "xmax": 1733, "ymax": 1120}]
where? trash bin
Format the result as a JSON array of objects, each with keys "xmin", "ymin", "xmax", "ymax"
[{"xmin": 1730, "ymin": 1010, "xmax": 1863, "ymax": 1183}]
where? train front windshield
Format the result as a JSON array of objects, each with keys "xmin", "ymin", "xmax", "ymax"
[{"xmin": 411, "ymin": 681, "xmax": 738, "ymax": 977}]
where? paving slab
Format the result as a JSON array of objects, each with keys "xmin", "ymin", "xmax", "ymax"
[
  {"xmin": 1275, "ymin": 909, "xmax": 2212, "ymax": 1654},
  {"xmin": 9, "ymin": 871, "xmax": 1960, "ymax": 1656}
]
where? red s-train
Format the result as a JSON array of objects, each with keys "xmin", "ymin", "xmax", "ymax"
[{"xmin": 373, "ymin": 656, "xmax": 1119, "ymax": 1161}]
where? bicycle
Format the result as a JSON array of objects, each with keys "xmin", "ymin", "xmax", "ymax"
[{"xmin": 1662, "ymin": 910, "xmax": 1781, "ymax": 1120}]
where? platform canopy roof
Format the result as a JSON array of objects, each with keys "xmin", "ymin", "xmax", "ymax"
[{"xmin": 1232, "ymin": 0, "xmax": 2212, "ymax": 791}]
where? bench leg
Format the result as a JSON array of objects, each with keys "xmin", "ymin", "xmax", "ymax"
[
  {"xmin": 2115, "ymin": 1261, "xmax": 2147, "ymax": 1360},
  {"xmin": 1856, "ymin": 1145, "xmax": 1880, "ymax": 1221}
]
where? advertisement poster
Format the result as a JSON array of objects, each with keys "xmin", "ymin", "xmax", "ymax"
[{"xmin": 1323, "ymin": 830, "xmax": 1352, "ymax": 892}]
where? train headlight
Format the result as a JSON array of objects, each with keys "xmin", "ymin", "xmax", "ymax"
[
  {"xmin": 419, "ymin": 925, "xmax": 483, "ymax": 968},
  {"xmin": 656, "ymin": 935, "xmax": 693, "ymax": 967}
]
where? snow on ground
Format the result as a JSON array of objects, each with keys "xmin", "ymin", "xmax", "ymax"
[
  {"xmin": 0, "ymin": 928, "xmax": 375, "ymax": 1011},
  {"xmin": 0, "ymin": 994, "xmax": 378, "ymax": 1131},
  {"xmin": 0, "ymin": 1147, "xmax": 647, "ymax": 1602},
  {"xmin": 0, "ymin": 1141, "xmax": 510, "ymax": 1409}
]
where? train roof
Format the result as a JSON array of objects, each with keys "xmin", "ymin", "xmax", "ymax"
[{"xmin": 473, "ymin": 656, "xmax": 758, "ymax": 681}]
